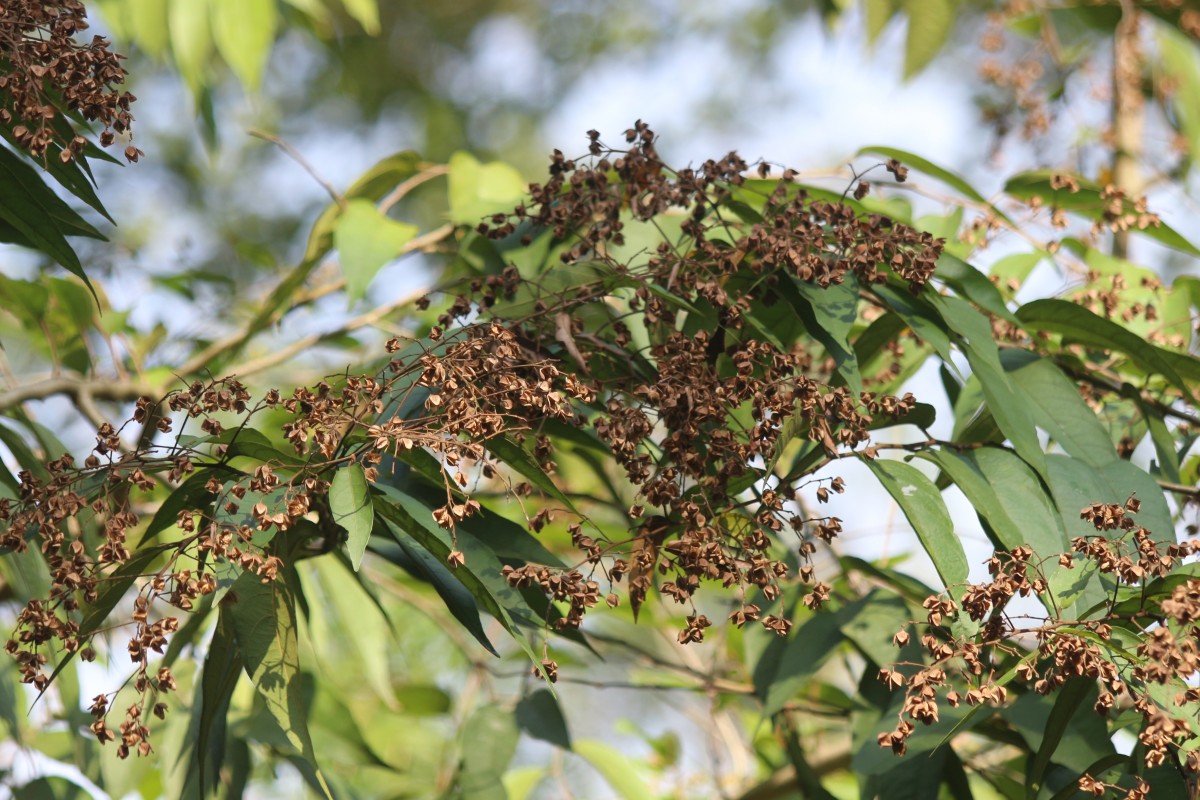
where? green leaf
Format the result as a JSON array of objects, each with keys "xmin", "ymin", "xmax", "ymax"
[
  {"xmin": 373, "ymin": 484, "xmax": 540, "ymax": 662},
  {"xmin": 988, "ymin": 251, "xmax": 1044, "ymax": 288},
  {"xmin": 458, "ymin": 705, "xmax": 519, "ymax": 799},
  {"xmin": 902, "ymin": 0, "xmax": 956, "ymax": 78},
  {"xmin": 1043, "ymin": 454, "xmax": 1176, "ymax": 610},
  {"xmin": 789, "ymin": 273, "xmax": 863, "ymax": 395},
  {"xmin": 448, "ymin": 152, "xmax": 527, "ymax": 225},
  {"xmin": 1017, "ymin": 298, "xmax": 1200, "ymax": 403},
  {"xmin": 840, "ymin": 590, "xmax": 912, "ymax": 668},
  {"xmin": 574, "ymin": 740, "xmax": 654, "ymax": 800},
  {"xmin": 872, "ymin": 284, "xmax": 961, "ymax": 378},
  {"xmin": 484, "ymin": 434, "xmax": 578, "ymax": 515},
  {"xmin": 1139, "ymin": 400, "xmax": 1181, "ymax": 483},
  {"xmin": 212, "ymin": 0, "xmax": 278, "ymax": 90},
  {"xmin": 378, "ymin": 519, "xmax": 497, "ymax": 655},
  {"xmin": 334, "ymin": 199, "xmax": 419, "ymax": 303},
  {"xmin": 935, "ymin": 254, "xmax": 1018, "ymax": 323},
  {"xmin": 168, "ymin": 0, "xmax": 213, "ymax": 94},
  {"xmin": 181, "ymin": 614, "xmax": 242, "ymax": 799},
  {"xmin": 1004, "ymin": 171, "xmax": 1200, "ymax": 256},
  {"xmin": 858, "ymin": 146, "xmax": 987, "ymax": 205},
  {"xmin": 1027, "ymin": 681, "xmax": 1108, "ymax": 796},
  {"xmin": 919, "ymin": 448, "xmax": 1069, "ymax": 612},
  {"xmin": 933, "ymin": 294, "xmax": 1045, "ymax": 474},
  {"xmin": 515, "ymin": 690, "xmax": 572, "ymax": 750},
  {"xmin": 754, "ymin": 610, "xmax": 844, "ymax": 716},
  {"xmin": 862, "ymin": 457, "xmax": 967, "ymax": 586},
  {"xmin": 139, "ymin": 469, "xmax": 217, "ymax": 546},
  {"xmin": 330, "ymin": 463, "xmax": 373, "ymax": 570},
  {"xmin": 0, "ymin": 147, "xmax": 97, "ymax": 296},
  {"xmin": 340, "ymin": 0, "xmax": 381, "ymax": 34},
  {"xmin": 1001, "ymin": 351, "xmax": 1118, "ymax": 467},
  {"xmin": 227, "ymin": 569, "xmax": 332, "ymax": 798},
  {"xmin": 865, "ymin": 0, "xmax": 899, "ymax": 43}
]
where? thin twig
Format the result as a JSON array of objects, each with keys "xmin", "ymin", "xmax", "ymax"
[
  {"xmin": 379, "ymin": 164, "xmax": 449, "ymax": 213},
  {"xmin": 248, "ymin": 128, "xmax": 345, "ymax": 209}
]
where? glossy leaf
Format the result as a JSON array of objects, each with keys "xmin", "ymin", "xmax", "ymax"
[
  {"xmin": 329, "ymin": 462, "xmax": 373, "ymax": 570},
  {"xmin": 789, "ymin": 273, "xmax": 863, "ymax": 394},
  {"xmin": 933, "ymin": 294, "xmax": 1045, "ymax": 474},
  {"xmin": 341, "ymin": 0, "xmax": 382, "ymax": 34}
]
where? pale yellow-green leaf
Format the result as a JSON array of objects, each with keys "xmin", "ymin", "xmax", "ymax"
[
  {"xmin": 334, "ymin": 199, "xmax": 418, "ymax": 303},
  {"xmin": 865, "ymin": 0, "xmax": 898, "ymax": 44},
  {"xmin": 124, "ymin": 0, "xmax": 172, "ymax": 59},
  {"xmin": 212, "ymin": 0, "xmax": 278, "ymax": 91},
  {"xmin": 902, "ymin": 0, "xmax": 956, "ymax": 78},
  {"xmin": 168, "ymin": 0, "xmax": 213, "ymax": 92},
  {"xmin": 447, "ymin": 151, "xmax": 527, "ymax": 225},
  {"xmin": 340, "ymin": 0, "xmax": 381, "ymax": 34}
]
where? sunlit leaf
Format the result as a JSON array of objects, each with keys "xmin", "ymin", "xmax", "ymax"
[
  {"xmin": 863, "ymin": 457, "xmax": 967, "ymax": 586},
  {"xmin": 330, "ymin": 462, "xmax": 373, "ymax": 570},
  {"xmin": 334, "ymin": 199, "xmax": 419, "ymax": 303}
]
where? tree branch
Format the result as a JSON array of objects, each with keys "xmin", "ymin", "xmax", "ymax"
[{"xmin": 0, "ymin": 376, "xmax": 152, "ymax": 413}]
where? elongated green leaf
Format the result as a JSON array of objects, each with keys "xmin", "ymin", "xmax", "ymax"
[
  {"xmin": 334, "ymin": 199, "xmax": 419, "ymax": 303},
  {"xmin": 574, "ymin": 740, "xmax": 653, "ymax": 800},
  {"xmin": 935, "ymin": 254, "xmax": 1018, "ymax": 323},
  {"xmin": 902, "ymin": 0, "xmax": 956, "ymax": 78},
  {"xmin": 330, "ymin": 463, "xmax": 373, "ymax": 570},
  {"xmin": 1001, "ymin": 351, "xmax": 1118, "ymax": 467},
  {"xmin": 789, "ymin": 274, "xmax": 863, "ymax": 395},
  {"xmin": 1017, "ymin": 299, "xmax": 1200, "ymax": 403},
  {"xmin": 298, "ymin": 558, "xmax": 395, "ymax": 705},
  {"xmin": 858, "ymin": 146, "xmax": 986, "ymax": 204},
  {"xmin": 1004, "ymin": 171, "xmax": 1200, "ymax": 256},
  {"xmin": 379, "ymin": 518, "xmax": 498, "ymax": 655},
  {"xmin": 0, "ymin": 147, "xmax": 94, "ymax": 294},
  {"xmin": 1139, "ymin": 399, "xmax": 1181, "ymax": 483},
  {"xmin": 340, "ymin": 0, "xmax": 381, "ymax": 34},
  {"xmin": 872, "ymin": 284, "xmax": 961, "ymax": 378},
  {"xmin": 1027, "ymin": 681, "xmax": 1108, "ymax": 796},
  {"xmin": 755, "ymin": 610, "xmax": 844, "ymax": 717},
  {"xmin": 181, "ymin": 614, "xmax": 242, "ymax": 799},
  {"xmin": 1044, "ymin": 454, "xmax": 1175, "ymax": 611},
  {"xmin": 515, "ymin": 690, "xmax": 572, "ymax": 750},
  {"xmin": 865, "ymin": 0, "xmax": 900, "ymax": 43},
  {"xmin": 373, "ymin": 484, "xmax": 540, "ymax": 661},
  {"xmin": 458, "ymin": 706, "xmax": 519, "ymax": 799},
  {"xmin": 168, "ymin": 0, "xmax": 212, "ymax": 93},
  {"xmin": 863, "ymin": 458, "xmax": 967, "ymax": 586},
  {"xmin": 933, "ymin": 295, "xmax": 1045, "ymax": 474},
  {"xmin": 484, "ymin": 434, "xmax": 578, "ymax": 514},
  {"xmin": 212, "ymin": 0, "xmax": 278, "ymax": 90},
  {"xmin": 139, "ymin": 470, "xmax": 217, "ymax": 546},
  {"xmin": 227, "ymin": 569, "xmax": 331, "ymax": 798},
  {"xmin": 919, "ymin": 448, "xmax": 1069, "ymax": 612}
]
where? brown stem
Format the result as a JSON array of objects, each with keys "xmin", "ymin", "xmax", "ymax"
[{"xmin": 1111, "ymin": 1, "xmax": 1143, "ymax": 260}]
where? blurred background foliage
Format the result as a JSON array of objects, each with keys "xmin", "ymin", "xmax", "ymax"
[{"xmin": 3, "ymin": 0, "xmax": 1200, "ymax": 798}]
